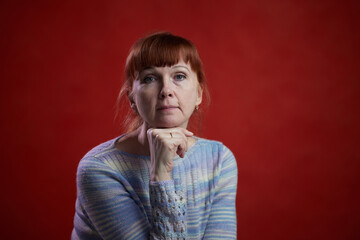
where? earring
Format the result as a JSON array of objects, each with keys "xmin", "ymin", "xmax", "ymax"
[
  {"xmin": 131, "ymin": 103, "xmax": 137, "ymax": 113},
  {"xmin": 195, "ymin": 105, "xmax": 199, "ymax": 111}
]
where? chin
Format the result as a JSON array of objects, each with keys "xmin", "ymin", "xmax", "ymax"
[
  {"xmin": 148, "ymin": 115, "xmax": 189, "ymax": 129},
  {"xmin": 153, "ymin": 119, "xmax": 186, "ymax": 129},
  {"xmin": 155, "ymin": 122, "xmax": 180, "ymax": 128}
]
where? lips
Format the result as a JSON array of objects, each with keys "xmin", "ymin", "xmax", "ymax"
[{"xmin": 156, "ymin": 105, "xmax": 179, "ymax": 110}]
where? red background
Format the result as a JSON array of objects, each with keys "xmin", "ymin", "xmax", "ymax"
[{"xmin": 1, "ymin": 0, "xmax": 359, "ymax": 239}]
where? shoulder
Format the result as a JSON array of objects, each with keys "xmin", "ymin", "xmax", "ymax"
[
  {"xmin": 190, "ymin": 137, "xmax": 237, "ymax": 166},
  {"xmin": 76, "ymin": 136, "xmax": 123, "ymax": 173},
  {"xmin": 82, "ymin": 136, "xmax": 120, "ymax": 159},
  {"xmin": 193, "ymin": 137, "xmax": 234, "ymax": 156},
  {"xmin": 191, "ymin": 137, "xmax": 238, "ymax": 182},
  {"xmin": 75, "ymin": 136, "xmax": 128, "ymax": 189}
]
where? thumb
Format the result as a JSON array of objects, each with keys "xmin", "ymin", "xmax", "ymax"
[{"xmin": 182, "ymin": 129, "xmax": 194, "ymax": 137}]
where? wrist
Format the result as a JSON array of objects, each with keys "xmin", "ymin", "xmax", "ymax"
[{"xmin": 151, "ymin": 171, "xmax": 171, "ymax": 182}]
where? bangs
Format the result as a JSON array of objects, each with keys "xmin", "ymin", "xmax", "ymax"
[{"xmin": 126, "ymin": 33, "xmax": 203, "ymax": 82}]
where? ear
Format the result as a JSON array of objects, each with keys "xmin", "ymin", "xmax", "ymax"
[
  {"xmin": 130, "ymin": 102, "xmax": 136, "ymax": 110},
  {"xmin": 127, "ymin": 88, "xmax": 136, "ymax": 109},
  {"xmin": 196, "ymin": 85, "xmax": 203, "ymax": 106}
]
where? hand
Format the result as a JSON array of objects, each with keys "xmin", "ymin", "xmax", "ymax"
[{"xmin": 147, "ymin": 127, "xmax": 193, "ymax": 181}]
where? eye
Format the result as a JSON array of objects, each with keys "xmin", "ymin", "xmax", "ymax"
[
  {"xmin": 174, "ymin": 74, "xmax": 186, "ymax": 81},
  {"xmin": 142, "ymin": 75, "xmax": 156, "ymax": 84}
]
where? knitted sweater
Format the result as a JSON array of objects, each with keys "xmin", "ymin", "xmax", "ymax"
[{"xmin": 71, "ymin": 136, "xmax": 238, "ymax": 239}]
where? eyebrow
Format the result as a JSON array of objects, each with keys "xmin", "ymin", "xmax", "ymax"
[
  {"xmin": 141, "ymin": 66, "xmax": 155, "ymax": 71},
  {"xmin": 141, "ymin": 65, "xmax": 190, "ymax": 72},
  {"xmin": 171, "ymin": 65, "xmax": 190, "ymax": 71}
]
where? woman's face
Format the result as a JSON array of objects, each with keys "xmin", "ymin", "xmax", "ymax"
[{"xmin": 130, "ymin": 60, "xmax": 203, "ymax": 129}]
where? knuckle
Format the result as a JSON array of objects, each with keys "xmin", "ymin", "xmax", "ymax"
[
  {"xmin": 147, "ymin": 128, "xmax": 153, "ymax": 136},
  {"xmin": 157, "ymin": 134, "xmax": 164, "ymax": 141},
  {"xmin": 152, "ymin": 130, "xmax": 160, "ymax": 138}
]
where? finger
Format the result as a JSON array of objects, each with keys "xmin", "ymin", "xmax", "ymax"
[
  {"xmin": 159, "ymin": 130, "xmax": 187, "ymax": 141},
  {"xmin": 167, "ymin": 131, "xmax": 188, "ymax": 150},
  {"xmin": 179, "ymin": 128, "xmax": 194, "ymax": 137},
  {"xmin": 175, "ymin": 142, "xmax": 185, "ymax": 158},
  {"xmin": 150, "ymin": 128, "xmax": 176, "ymax": 139},
  {"xmin": 154, "ymin": 127, "xmax": 193, "ymax": 138},
  {"xmin": 147, "ymin": 128, "xmax": 155, "ymax": 140},
  {"xmin": 177, "ymin": 145, "xmax": 186, "ymax": 158},
  {"xmin": 174, "ymin": 137, "xmax": 188, "ymax": 158},
  {"xmin": 149, "ymin": 128, "xmax": 190, "ymax": 155},
  {"xmin": 166, "ymin": 129, "xmax": 190, "ymax": 154},
  {"xmin": 176, "ymin": 148, "xmax": 184, "ymax": 158},
  {"xmin": 167, "ymin": 128, "xmax": 193, "ymax": 140}
]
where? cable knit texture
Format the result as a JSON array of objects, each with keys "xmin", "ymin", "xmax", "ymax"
[{"xmin": 71, "ymin": 136, "xmax": 238, "ymax": 240}]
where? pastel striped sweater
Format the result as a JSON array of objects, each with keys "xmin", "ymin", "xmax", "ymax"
[{"xmin": 71, "ymin": 136, "xmax": 238, "ymax": 239}]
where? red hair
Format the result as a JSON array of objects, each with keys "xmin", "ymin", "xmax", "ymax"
[{"xmin": 116, "ymin": 32, "xmax": 210, "ymax": 133}]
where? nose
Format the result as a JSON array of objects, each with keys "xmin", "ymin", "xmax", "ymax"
[{"xmin": 159, "ymin": 78, "xmax": 174, "ymax": 99}]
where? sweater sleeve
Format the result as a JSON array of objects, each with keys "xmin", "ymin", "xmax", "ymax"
[
  {"xmin": 73, "ymin": 156, "xmax": 187, "ymax": 240},
  {"xmin": 149, "ymin": 181, "xmax": 187, "ymax": 239},
  {"xmin": 203, "ymin": 145, "xmax": 238, "ymax": 239}
]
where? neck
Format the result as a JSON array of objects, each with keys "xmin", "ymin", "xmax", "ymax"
[{"xmin": 137, "ymin": 123, "xmax": 150, "ymax": 154}]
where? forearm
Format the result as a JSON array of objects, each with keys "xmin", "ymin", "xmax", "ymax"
[
  {"xmin": 149, "ymin": 180, "xmax": 187, "ymax": 239},
  {"xmin": 204, "ymin": 145, "xmax": 238, "ymax": 239}
]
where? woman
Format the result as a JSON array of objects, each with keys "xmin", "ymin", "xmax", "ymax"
[{"xmin": 72, "ymin": 32, "xmax": 238, "ymax": 239}]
